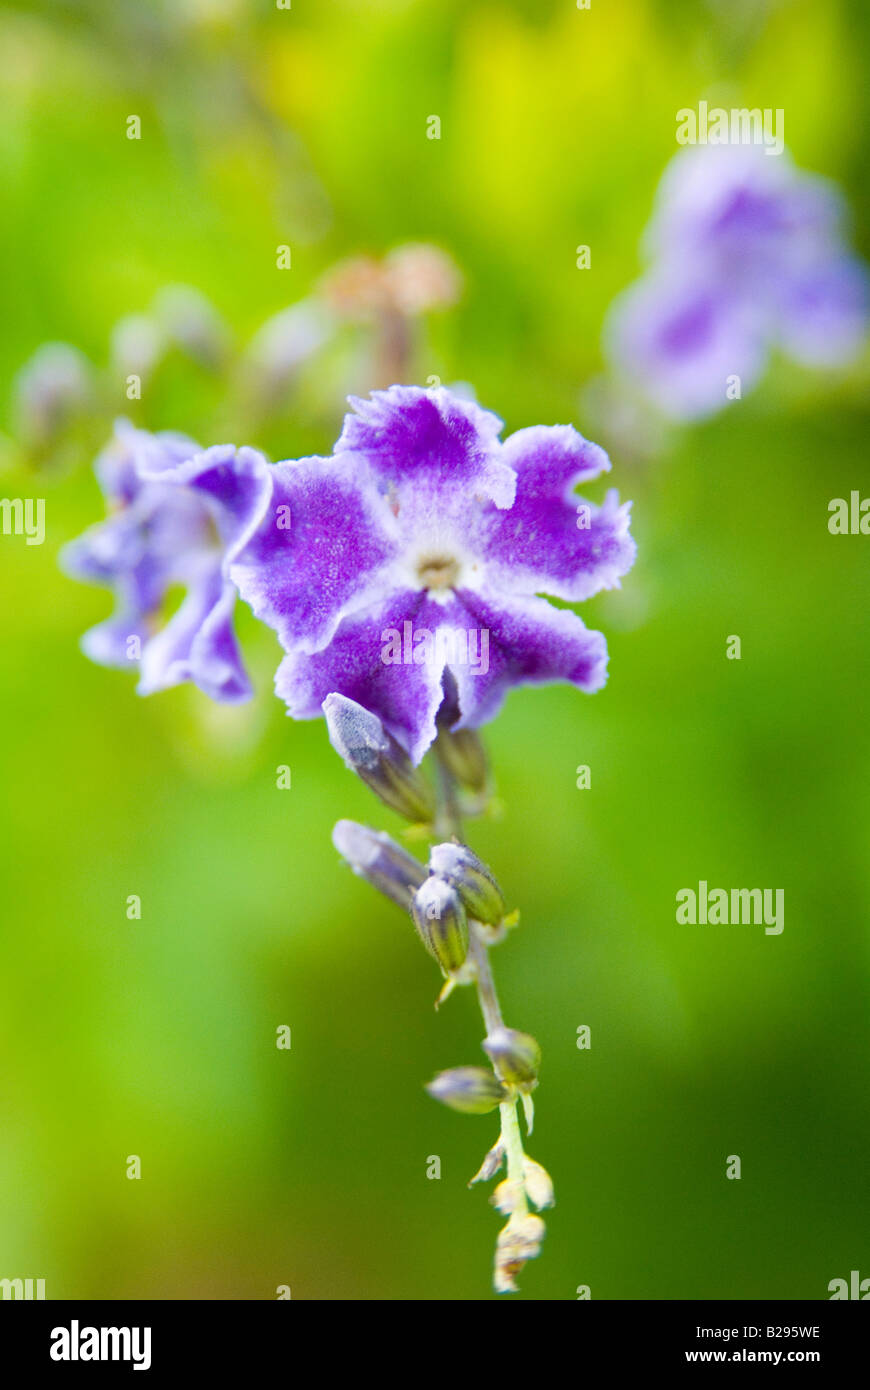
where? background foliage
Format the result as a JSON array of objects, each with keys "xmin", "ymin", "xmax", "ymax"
[{"xmin": 1, "ymin": 0, "xmax": 868, "ymax": 1299}]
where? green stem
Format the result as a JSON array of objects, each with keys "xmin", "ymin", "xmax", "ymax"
[{"xmin": 434, "ymin": 740, "xmax": 530, "ymax": 1217}]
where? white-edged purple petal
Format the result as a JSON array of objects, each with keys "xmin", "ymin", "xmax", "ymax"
[
  {"xmin": 230, "ymin": 451, "xmax": 400, "ymax": 656},
  {"xmin": 155, "ymin": 443, "xmax": 274, "ymax": 564},
  {"xmin": 62, "ymin": 421, "xmax": 270, "ymax": 702},
  {"xmin": 446, "ymin": 588, "xmax": 609, "ymax": 731},
  {"xmin": 337, "ymin": 385, "xmax": 516, "ymax": 510},
  {"xmin": 274, "ymin": 590, "xmax": 448, "ymax": 763},
  {"xmin": 138, "ymin": 567, "xmax": 250, "ymax": 702},
  {"xmin": 471, "ymin": 425, "xmax": 635, "ymax": 600}
]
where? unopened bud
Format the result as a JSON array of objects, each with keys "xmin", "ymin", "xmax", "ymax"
[
  {"xmin": 332, "ymin": 820, "xmax": 426, "ymax": 910},
  {"xmin": 434, "ymin": 724, "xmax": 489, "ymax": 794},
  {"xmin": 13, "ymin": 342, "xmax": 92, "ymax": 448},
  {"xmin": 428, "ymin": 842, "xmax": 505, "ymax": 926},
  {"xmin": 412, "ymin": 876, "xmax": 469, "ymax": 974},
  {"xmin": 482, "ymin": 1027, "xmax": 541, "ymax": 1086},
  {"xmin": 426, "ymin": 1066, "xmax": 507, "ymax": 1115},
  {"xmin": 110, "ymin": 314, "xmax": 165, "ymax": 381},
  {"xmin": 323, "ymin": 693, "xmax": 435, "ymax": 824},
  {"xmin": 153, "ymin": 284, "xmax": 228, "ymax": 368}
]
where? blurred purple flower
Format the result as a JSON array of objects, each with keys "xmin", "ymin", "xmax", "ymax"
[
  {"xmin": 232, "ymin": 386, "xmax": 634, "ymax": 762},
  {"xmin": 62, "ymin": 420, "xmax": 271, "ymax": 701},
  {"xmin": 605, "ymin": 145, "xmax": 869, "ymax": 421}
]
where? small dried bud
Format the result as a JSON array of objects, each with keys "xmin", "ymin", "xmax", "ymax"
[
  {"xmin": 319, "ymin": 255, "xmax": 392, "ymax": 319},
  {"xmin": 483, "ymin": 1027, "xmax": 541, "ymax": 1086},
  {"xmin": 412, "ymin": 876, "xmax": 469, "ymax": 974},
  {"xmin": 323, "ymin": 693, "xmax": 435, "ymax": 824},
  {"xmin": 491, "ymin": 1178, "xmax": 523, "ymax": 1216},
  {"xmin": 384, "ymin": 244, "xmax": 463, "ymax": 316},
  {"xmin": 494, "ymin": 1213, "xmax": 546, "ymax": 1294},
  {"xmin": 469, "ymin": 1137, "xmax": 505, "ymax": 1186},
  {"xmin": 332, "ymin": 820, "xmax": 426, "ymax": 910},
  {"xmin": 426, "ymin": 1066, "xmax": 508, "ymax": 1115},
  {"xmin": 428, "ymin": 842, "xmax": 505, "ymax": 926},
  {"xmin": 522, "ymin": 1158, "xmax": 555, "ymax": 1211}
]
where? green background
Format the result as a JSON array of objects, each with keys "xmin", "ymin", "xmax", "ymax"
[{"xmin": 1, "ymin": 0, "xmax": 868, "ymax": 1300}]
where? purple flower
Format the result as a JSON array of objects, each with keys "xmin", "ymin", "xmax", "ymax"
[
  {"xmin": 61, "ymin": 420, "xmax": 271, "ymax": 701},
  {"xmin": 232, "ymin": 386, "xmax": 634, "ymax": 761},
  {"xmin": 605, "ymin": 269, "xmax": 770, "ymax": 421},
  {"xmin": 605, "ymin": 145, "xmax": 868, "ymax": 421}
]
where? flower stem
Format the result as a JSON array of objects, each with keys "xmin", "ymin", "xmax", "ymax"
[{"xmin": 434, "ymin": 741, "xmax": 530, "ymax": 1217}]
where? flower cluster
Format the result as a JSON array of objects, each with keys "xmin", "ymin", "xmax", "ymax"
[
  {"xmin": 605, "ymin": 144, "xmax": 869, "ymax": 420},
  {"xmin": 61, "ymin": 385, "xmax": 634, "ymax": 1295},
  {"xmin": 65, "ymin": 387, "xmax": 635, "ymax": 759}
]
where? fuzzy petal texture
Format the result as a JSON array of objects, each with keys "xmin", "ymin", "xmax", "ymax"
[
  {"xmin": 337, "ymin": 385, "xmax": 516, "ymax": 510},
  {"xmin": 230, "ymin": 451, "xmax": 400, "ymax": 655},
  {"xmin": 232, "ymin": 386, "xmax": 633, "ymax": 758},
  {"xmin": 472, "ymin": 425, "xmax": 635, "ymax": 599},
  {"xmin": 276, "ymin": 590, "xmax": 450, "ymax": 763},
  {"xmin": 448, "ymin": 589, "xmax": 609, "ymax": 732}
]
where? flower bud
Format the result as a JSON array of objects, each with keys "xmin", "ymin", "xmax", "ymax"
[
  {"xmin": 426, "ymin": 1066, "xmax": 507, "ymax": 1115},
  {"xmin": 110, "ymin": 314, "xmax": 165, "ymax": 382},
  {"xmin": 323, "ymin": 693, "xmax": 435, "ymax": 824},
  {"xmin": 332, "ymin": 820, "xmax": 427, "ymax": 910},
  {"xmin": 153, "ymin": 284, "xmax": 228, "ymax": 368},
  {"xmin": 434, "ymin": 724, "xmax": 488, "ymax": 794},
  {"xmin": 482, "ymin": 1027, "xmax": 541, "ymax": 1086},
  {"xmin": 13, "ymin": 342, "xmax": 92, "ymax": 448},
  {"xmin": 411, "ymin": 876, "xmax": 469, "ymax": 974},
  {"xmin": 428, "ymin": 842, "xmax": 505, "ymax": 926}
]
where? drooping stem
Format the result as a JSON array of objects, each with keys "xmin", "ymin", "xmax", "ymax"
[
  {"xmin": 433, "ymin": 738, "xmax": 530, "ymax": 1216},
  {"xmin": 468, "ymin": 927, "xmax": 529, "ymax": 1218}
]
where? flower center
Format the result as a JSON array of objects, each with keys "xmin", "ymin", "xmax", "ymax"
[{"xmin": 417, "ymin": 553, "xmax": 460, "ymax": 590}]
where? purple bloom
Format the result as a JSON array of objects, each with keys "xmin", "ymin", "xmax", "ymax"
[
  {"xmin": 232, "ymin": 386, "xmax": 634, "ymax": 761},
  {"xmin": 605, "ymin": 145, "xmax": 869, "ymax": 421},
  {"xmin": 62, "ymin": 420, "xmax": 271, "ymax": 701},
  {"xmin": 605, "ymin": 269, "xmax": 769, "ymax": 421}
]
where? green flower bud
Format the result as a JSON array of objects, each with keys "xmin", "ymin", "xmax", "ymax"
[
  {"xmin": 482, "ymin": 1027, "xmax": 541, "ymax": 1086},
  {"xmin": 332, "ymin": 820, "xmax": 427, "ymax": 910},
  {"xmin": 411, "ymin": 876, "xmax": 469, "ymax": 973},
  {"xmin": 324, "ymin": 694, "xmax": 435, "ymax": 824},
  {"xmin": 426, "ymin": 1066, "xmax": 508, "ymax": 1115},
  {"xmin": 434, "ymin": 724, "xmax": 489, "ymax": 794},
  {"xmin": 428, "ymin": 842, "xmax": 505, "ymax": 926}
]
